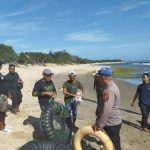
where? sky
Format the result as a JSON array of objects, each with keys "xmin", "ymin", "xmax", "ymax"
[{"xmin": 0, "ymin": 0, "xmax": 150, "ymax": 60}]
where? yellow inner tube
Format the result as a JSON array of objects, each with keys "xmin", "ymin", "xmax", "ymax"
[{"xmin": 73, "ymin": 126, "xmax": 114, "ymax": 150}]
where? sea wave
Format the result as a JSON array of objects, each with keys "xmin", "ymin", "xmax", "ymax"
[{"xmin": 132, "ymin": 62, "xmax": 150, "ymax": 66}]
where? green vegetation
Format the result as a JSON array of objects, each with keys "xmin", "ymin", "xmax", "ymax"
[
  {"xmin": 112, "ymin": 66, "xmax": 138, "ymax": 78},
  {"xmin": 0, "ymin": 43, "xmax": 122, "ymax": 64},
  {"xmin": 0, "ymin": 44, "xmax": 18, "ymax": 63}
]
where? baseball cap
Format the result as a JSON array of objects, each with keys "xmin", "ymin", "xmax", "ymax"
[
  {"xmin": 68, "ymin": 70, "xmax": 76, "ymax": 76},
  {"xmin": 97, "ymin": 67, "xmax": 112, "ymax": 76},
  {"xmin": 42, "ymin": 69, "xmax": 54, "ymax": 75}
]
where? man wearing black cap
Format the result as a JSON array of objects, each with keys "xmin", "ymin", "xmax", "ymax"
[
  {"xmin": 32, "ymin": 69, "xmax": 57, "ymax": 112},
  {"xmin": 131, "ymin": 72, "xmax": 150, "ymax": 132},
  {"xmin": 92, "ymin": 67, "xmax": 122, "ymax": 150}
]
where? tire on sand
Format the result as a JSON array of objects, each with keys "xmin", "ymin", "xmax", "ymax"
[
  {"xmin": 41, "ymin": 102, "xmax": 72, "ymax": 143},
  {"xmin": 19, "ymin": 140, "xmax": 71, "ymax": 150}
]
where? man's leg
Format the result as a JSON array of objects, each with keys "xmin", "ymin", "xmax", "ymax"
[
  {"xmin": 15, "ymin": 91, "xmax": 23, "ymax": 112},
  {"xmin": 72, "ymin": 102, "xmax": 78, "ymax": 126},
  {"xmin": 104, "ymin": 124, "xmax": 122, "ymax": 150},
  {"xmin": 10, "ymin": 90, "xmax": 18, "ymax": 114},
  {"xmin": 0, "ymin": 112, "xmax": 6, "ymax": 130},
  {"xmin": 139, "ymin": 104, "xmax": 149, "ymax": 129}
]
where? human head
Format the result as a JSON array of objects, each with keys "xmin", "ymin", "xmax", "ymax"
[
  {"xmin": 9, "ymin": 64, "xmax": 15, "ymax": 73},
  {"xmin": 68, "ymin": 70, "xmax": 76, "ymax": 82},
  {"xmin": 0, "ymin": 60, "xmax": 4, "ymax": 70},
  {"xmin": 42, "ymin": 69, "xmax": 54, "ymax": 81},
  {"xmin": 96, "ymin": 67, "xmax": 113, "ymax": 85},
  {"xmin": 142, "ymin": 72, "xmax": 150, "ymax": 84}
]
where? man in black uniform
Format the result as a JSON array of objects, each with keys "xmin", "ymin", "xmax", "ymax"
[
  {"xmin": 5, "ymin": 64, "xmax": 23, "ymax": 114},
  {"xmin": 32, "ymin": 69, "xmax": 57, "ymax": 113},
  {"xmin": 0, "ymin": 60, "xmax": 10, "ymax": 131}
]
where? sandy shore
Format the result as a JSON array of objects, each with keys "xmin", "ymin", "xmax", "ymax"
[{"xmin": 0, "ymin": 64, "xmax": 150, "ymax": 150}]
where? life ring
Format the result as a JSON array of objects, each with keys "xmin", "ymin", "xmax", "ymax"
[
  {"xmin": 19, "ymin": 140, "xmax": 71, "ymax": 150},
  {"xmin": 73, "ymin": 126, "xmax": 114, "ymax": 150},
  {"xmin": 41, "ymin": 102, "xmax": 72, "ymax": 143}
]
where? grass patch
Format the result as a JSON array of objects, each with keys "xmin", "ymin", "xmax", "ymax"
[{"xmin": 111, "ymin": 66, "xmax": 139, "ymax": 78}]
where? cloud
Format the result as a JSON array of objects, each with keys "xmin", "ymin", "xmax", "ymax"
[
  {"xmin": 120, "ymin": 1, "xmax": 150, "ymax": 11},
  {"xmin": 94, "ymin": 10, "xmax": 112, "ymax": 15},
  {"xmin": 3, "ymin": 39, "xmax": 30, "ymax": 49},
  {"xmin": 66, "ymin": 31, "xmax": 111, "ymax": 42},
  {"xmin": 0, "ymin": 1, "xmax": 48, "ymax": 20},
  {"xmin": 3, "ymin": 10, "xmax": 27, "ymax": 17},
  {"xmin": 0, "ymin": 19, "xmax": 45, "ymax": 33}
]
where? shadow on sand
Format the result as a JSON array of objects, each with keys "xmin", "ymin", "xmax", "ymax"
[
  {"xmin": 120, "ymin": 108, "xmax": 141, "ymax": 115},
  {"xmin": 82, "ymin": 98, "xmax": 97, "ymax": 104},
  {"xmin": 122, "ymin": 119, "xmax": 143, "ymax": 131},
  {"xmin": 23, "ymin": 116, "xmax": 45, "ymax": 140}
]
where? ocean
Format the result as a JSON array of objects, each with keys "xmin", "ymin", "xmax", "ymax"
[{"xmin": 99, "ymin": 61, "xmax": 150, "ymax": 85}]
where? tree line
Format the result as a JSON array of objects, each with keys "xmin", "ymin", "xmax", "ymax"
[{"xmin": 0, "ymin": 44, "xmax": 122, "ymax": 64}]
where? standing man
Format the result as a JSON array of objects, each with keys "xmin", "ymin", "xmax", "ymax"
[
  {"xmin": 5, "ymin": 64, "xmax": 23, "ymax": 114},
  {"xmin": 32, "ymin": 69, "xmax": 57, "ymax": 113},
  {"xmin": 131, "ymin": 72, "xmax": 150, "ymax": 132},
  {"xmin": 0, "ymin": 61, "xmax": 12, "ymax": 132},
  {"xmin": 92, "ymin": 67, "xmax": 122, "ymax": 150},
  {"xmin": 62, "ymin": 71, "xmax": 83, "ymax": 126}
]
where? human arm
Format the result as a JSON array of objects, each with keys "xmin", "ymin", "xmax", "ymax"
[
  {"xmin": 32, "ymin": 82, "xmax": 43, "ymax": 97},
  {"xmin": 63, "ymin": 88, "xmax": 76, "ymax": 97},
  {"xmin": 78, "ymin": 81, "xmax": 84, "ymax": 96},
  {"xmin": 131, "ymin": 92, "xmax": 139, "ymax": 107}
]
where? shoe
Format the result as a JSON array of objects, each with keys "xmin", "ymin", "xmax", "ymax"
[
  {"xmin": 0, "ymin": 127, "xmax": 13, "ymax": 133},
  {"xmin": 142, "ymin": 128, "xmax": 150, "ymax": 132},
  {"xmin": 5, "ymin": 125, "xmax": 12, "ymax": 129}
]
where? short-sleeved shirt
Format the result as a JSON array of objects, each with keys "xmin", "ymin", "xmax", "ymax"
[
  {"xmin": 62, "ymin": 80, "xmax": 83, "ymax": 102},
  {"xmin": 5, "ymin": 72, "xmax": 20, "ymax": 90},
  {"xmin": 136, "ymin": 83, "xmax": 150, "ymax": 105},
  {"xmin": 32, "ymin": 79, "xmax": 56, "ymax": 105}
]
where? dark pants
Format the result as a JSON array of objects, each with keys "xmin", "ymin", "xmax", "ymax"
[
  {"xmin": 104, "ymin": 124, "xmax": 122, "ymax": 150},
  {"xmin": 139, "ymin": 103, "xmax": 150, "ymax": 128},
  {"xmin": 0, "ymin": 112, "xmax": 6, "ymax": 130},
  {"xmin": 10, "ymin": 90, "xmax": 22, "ymax": 107}
]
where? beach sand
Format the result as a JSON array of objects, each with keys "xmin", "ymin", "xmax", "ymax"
[{"xmin": 0, "ymin": 64, "xmax": 150, "ymax": 150}]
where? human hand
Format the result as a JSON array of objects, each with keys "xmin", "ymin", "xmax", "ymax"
[
  {"xmin": 131, "ymin": 102, "xmax": 134, "ymax": 107},
  {"xmin": 43, "ymin": 92, "xmax": 54, "ymax": 96},
  {"xmin": 92, "ymin": 123, "xmax": 101, "ymax": 132}
]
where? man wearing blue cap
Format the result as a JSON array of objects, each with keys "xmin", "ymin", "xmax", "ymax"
[{"xmin": 92, "ymin": 67, "xmax": 122, "ymax": 150}]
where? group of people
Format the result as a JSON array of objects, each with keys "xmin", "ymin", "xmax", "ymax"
[
  {"xmin": 32, "ymin": 69, "xmax": 83, "ymax": 126},
  {"xmin": 93, "ymin": 67, "xmax": 150, "ymax": 150},
  {"xmin": 0, "ymin": 60, "xmax": 150, "ymax": 150},
  {"xmin": 0, "ymin": 61, "xmax": 23, "ymax": 132}
]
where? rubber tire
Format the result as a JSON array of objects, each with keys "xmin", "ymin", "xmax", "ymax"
[
  {"xmin": 19, "ymin": 140, "xmax": 71, "ymax": 150},
  {"xmin": 41, "ymin": 102, "xmax": 72, "ymax": 143}
]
